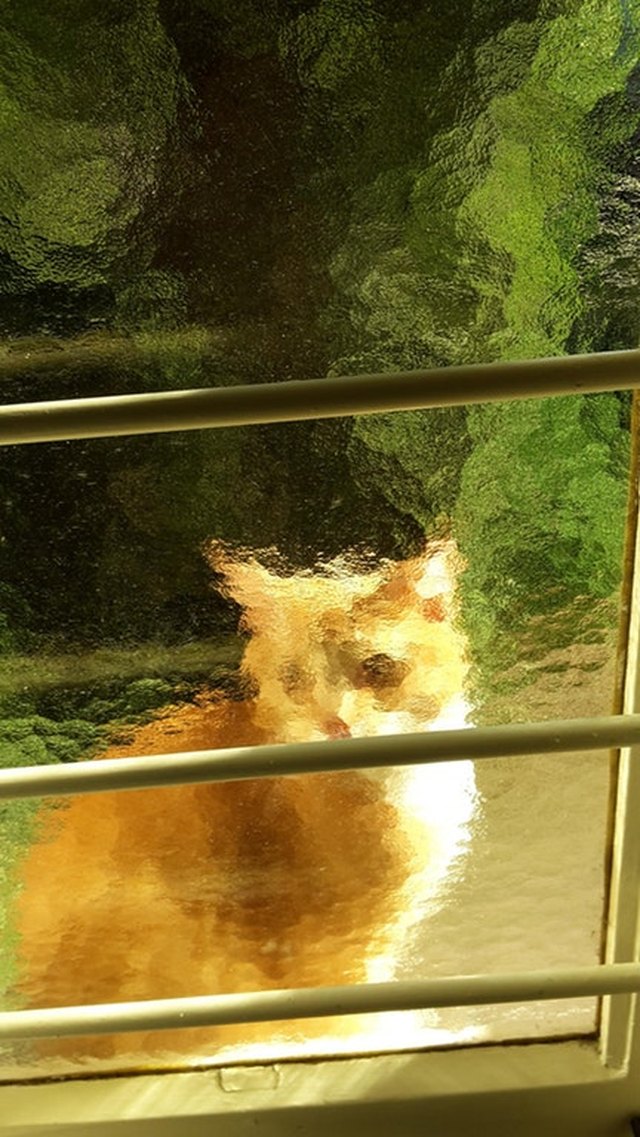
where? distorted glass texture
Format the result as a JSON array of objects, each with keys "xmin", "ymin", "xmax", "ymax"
[{"xmin": 1, "ymin": 0, "xmax": 639, "ymax": 1079}]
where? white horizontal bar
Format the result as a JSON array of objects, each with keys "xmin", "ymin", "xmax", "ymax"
[
  {"xmin": 3, "ymin": 964, "xmax": 639, "ymax": 1042},
  {"xmin": 0, "ymin": 714, "xmax": 637, "ymax": 800},
  {"xmin": 2, "ymin": 349, "xmax": 639, "ymax": 445}
]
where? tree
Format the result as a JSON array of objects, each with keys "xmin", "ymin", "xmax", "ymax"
[{"xmin": 0, "ymin": 0, "xmax": 182, "ymax": 334}]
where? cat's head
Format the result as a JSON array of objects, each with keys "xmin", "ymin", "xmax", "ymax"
[{"xmin": 206, "ymin": 541, "xmax": 467, "ymax": 744}]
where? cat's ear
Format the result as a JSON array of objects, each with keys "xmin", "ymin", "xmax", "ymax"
[
  {"xmin": 351, "ymin": 559, "xmax": 416, "ymax": 622},
  {"xmin": 415, "ymin": 540, "xmax": 464, "ymax": 621},
  {"xmin": 351, "ymin": 541, "xmax": 462, "ymax": 623},
  {"xmin": 203, "ymin": 540, "xmax": 284, "ymax": 631}
]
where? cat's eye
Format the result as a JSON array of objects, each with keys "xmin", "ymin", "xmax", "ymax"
[{"xmin": 355, "ymin": 653, "xmax": 409, "ymax": 689}]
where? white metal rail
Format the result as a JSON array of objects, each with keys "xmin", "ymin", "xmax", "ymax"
[
  {"xmin": 1, "ymin": 347, "xmax": 639, "ymax": 444},
  {"xmin": 1, "ymin": 346, "xmax": 639, "ymax": 1047},
  {"xmin": 2, "ymin": 965, "xmax": 640, "ymax": 1043},
  {"xmin": 0, "ymin": 714, "xmax": 637, "ymax": 800}
]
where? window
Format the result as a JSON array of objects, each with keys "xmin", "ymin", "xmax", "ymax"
[
  {"xmin": 1, "ymin": 363, "xmax": 640, "ymax": 1137},
  {"xmin": 1, "ymin": 3, "xmax": 640, "ymax": 1133}
]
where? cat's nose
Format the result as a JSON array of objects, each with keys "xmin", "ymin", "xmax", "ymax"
[{"xmin": 323, "ymin": 716, "xmax": 351, "ymax": 739}]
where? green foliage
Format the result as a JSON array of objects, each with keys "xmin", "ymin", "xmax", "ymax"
[
  {"xmin": 1, "ymin": 0, "xmax": 639, "ymax": 715},
  {"xmin": 455, "ymin": 393, "xmax": 630, "ymax": 701},
  {"xmin": 0, "ymin": 713, "xmax": 104, "ymax": 995},
  {"xmin": 0, "ymin": 716, "xmax": 102, "ymax": 767},
  {"xmin": 315, "ymin": 11, "xmax": 543, "ymax": 379},
  {"xmin": 185, "ymin": 0, "xmax": 285, "ymax": 57},
  {"xmin": 348, "ymin": 408, "xmax": 471, "ymax": 536},
  {"xmin": 443, "ymin": 1, "xmax": 639, "ymax": 707},
  {"xmin": 321, "ymin": 0, "xmax": 640, "ymax": 377},
  {"xmin": 0, "ymin": 0, "xmax": 182, "ymax": 298},
  {"xmin": 306, "ymin": 0, "xmax": 638, "ymax": 708},
  {"xmin": 462, "ymin": 0, "xmax": 640, "ymax": 360},
  {"xmin": 280, "ymin": 0, "xmax": 383, "ymax": 99},
  {"xmin": 33, "ymin": 677, "xmax": 179, "ymax": 725},
  {"xmin": 116, "ymin": 271, "xmax": 189, "ymax": 334},
  {"xmin": 0, "ymin": 584, "xmax": 33, "ymax": 656}
]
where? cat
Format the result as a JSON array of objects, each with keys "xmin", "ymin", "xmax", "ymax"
[{"xmin": 13, "ymin": 540, "xmax": 471, "ymax": 1065}]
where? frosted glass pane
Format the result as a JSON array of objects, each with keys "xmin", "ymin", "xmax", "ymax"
[
  {"xmin": 0, "ymin": 406, "xmax": 629, "ymax": 1078},
  {"xmin": 1, "ymin": 0, "xmax": 638, "ymax": 1081}
]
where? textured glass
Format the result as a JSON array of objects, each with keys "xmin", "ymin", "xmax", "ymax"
[{"xmin": 1, "ymin": 0, "xmax": 639, "ymax": 1080}]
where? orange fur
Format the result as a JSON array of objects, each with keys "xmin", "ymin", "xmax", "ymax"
[{"xmin": 13, "ymin": 542, "xmax": 468, "ymax": 1061}]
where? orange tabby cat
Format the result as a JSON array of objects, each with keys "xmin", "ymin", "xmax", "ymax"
[{"xmin": 13, "ymin": 541, "xmax": 469, "ymax": 1062}]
